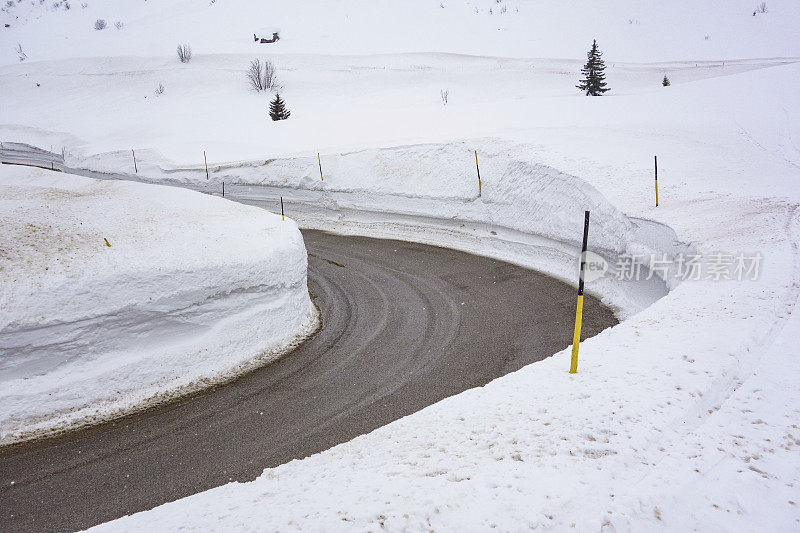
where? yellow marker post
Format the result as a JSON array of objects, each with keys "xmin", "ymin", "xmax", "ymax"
[
  {"xmin": 569, "ymin": 210, "xmax": 590, "ymax": 374},
  {"xmin": 654, "ymin": 155, "xmax": 659, "ymax": 207},
  {"xmin": 475, "ymin": 150, "xmax": 482, "ymax": 197},
  {"xmin": 104, "ymin": 238, "xmax": 111, "ymax": 247},
  {"xmin": 280, "ymin": 196, "xmax": 284, "ymax": 221},
  {"xmin": 318, "ymin": 153, "xmax": 324, "ymax": 181},
  {"xmin": 132, "ymin": 149, "xmax": 137, "ymax": 174},
  {"xmin": 204, "ymin": 151, "xmax": 209, "ymax": 180}
]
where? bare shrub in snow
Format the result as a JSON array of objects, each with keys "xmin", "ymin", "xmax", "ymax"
[
  {"xmin": 755, "ymin": 2, "xmax": 767, "ymax": 13},
  {"xmin": 15, "ymin": 43, "xmax": 26, "ymax": 62},
  {"xmin": 114, "ymin": 20, "xmax": 123, "ymax": 29},
  {"xmin": 440, "ymin": 88, "xmax": 449, "ymax": 105},
  {"xmin": 177, "ymin": 44, "xmax": 192, "ymax": 63},
  {"xmin": 155, "ymin": 83, "xmax": 164, "ymax": 95},
  {"xmin": 246, "ymin": 58, "xmax": 282, "ymax": 92},
  {"xmin": 94, "ymin": 18, "xmax": 106, "ymax": 30}
]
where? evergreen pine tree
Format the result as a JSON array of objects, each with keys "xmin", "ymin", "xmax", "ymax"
[
  {"xmin": 576, "ymin": 39, "xmax": 610, "ymax": 96},
  {"xmin": 269, "ymin": 93, "xmax": 291, "ymax": 121},
  {"xmin": 662, "ymin": 74, "xmax": 671, "ymax": 87}
]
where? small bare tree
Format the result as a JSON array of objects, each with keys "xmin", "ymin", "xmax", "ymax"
[
  {"xmin": 246, "ymin": 58, "xmax": 281, "ymax": 92},
  {"xmin": 154, "ymin": 83, "xmax": 164, "ymax": 95},
  {"xmin": 177, "ymin": 44, "xmax": 192, "ymax": 63},
  {"xmin": 94, "ymin": 18, "xmax": 106, "ymax": 30},
  {"xmin": 440, "ymin": 88, "xmax": 449, "ymax": 105}
]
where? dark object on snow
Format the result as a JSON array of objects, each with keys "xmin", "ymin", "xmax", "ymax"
[
  {"xmin": 576, "ymin": 39, "xmax": 610, "ymax": 96},
  {"xmin": 269, "ymin": 93, "xmax": 290, "ymax": 121},
  {"xmin": 255, "ymin": 31, "xmax": 280, "ymax": 43},
  {"xmin": 662, "ymin": 75, "xmax": 671, "ymax": 87}
]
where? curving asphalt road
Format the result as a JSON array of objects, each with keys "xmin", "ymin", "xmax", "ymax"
[{"xmin": 0, "ymin": 230, "xmax": 617, "ymax": 532}]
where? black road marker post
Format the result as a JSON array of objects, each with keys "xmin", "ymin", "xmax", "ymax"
[
  {"xmin": 654, "ymin": 155, "xmax": 659, "ymax": 207},
  {"xmin": 204, "ymin": 151, "xmax": 209, "ymax": 180},
  {"xmin": 475, "ymin": 150, "xmax": 482, "ymax": 197},
  {"xmin": 280, "ymin": 196, "xmax": 284, "ymax": 221},
  {"xmin": 222, "ymin": 182, "xmax": 225, "ymax": 198},
  {"xmin": 132, "ymin": 149, "xmax": 137, "ymax": 173},
  {"xmin": 569, "ymin": 210, "xmax": 590, "ymax": 374}
]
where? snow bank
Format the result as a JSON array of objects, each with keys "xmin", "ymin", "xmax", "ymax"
[
  {"xmin": 0, "ymin": 165, "xmax": 318, "ymax": 446},
  {"xmin": 49, "ymin": 140, "xmax": 681, "ymax": 318}
]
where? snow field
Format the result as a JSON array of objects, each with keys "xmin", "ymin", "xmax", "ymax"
[
  {"xmin": 0, "ymin": 165, "xmax": 318, "ymax": 445},
  {"xmin": 2, "ymin": 0, "xmax": 800, "ymax": 529},
  {"xmin": 3, "ymin": 0, "xmax": 800, "ymax": 64}
]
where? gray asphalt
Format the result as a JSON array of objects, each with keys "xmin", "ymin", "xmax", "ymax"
[{"xmin": 0, "ymin": 230, "xmax": 617, "ymax": 532}]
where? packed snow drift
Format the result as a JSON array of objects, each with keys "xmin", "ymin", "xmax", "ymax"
[{"xmin": 0, "ymin": 165, "xmax": 318, "ymax": 445}]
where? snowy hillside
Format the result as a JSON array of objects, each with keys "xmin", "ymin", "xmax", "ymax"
[
  {"xmin": 0, "ymin": 165, "xmax": 318, "ymax": 445},
  {"xmin": 2, "ymin": 0, "xmax": 800, "ymax": 64}
]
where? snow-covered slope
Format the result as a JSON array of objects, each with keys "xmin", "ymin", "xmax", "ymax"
[
  {"xmin": 2, "ymin": 0, "xmax": 799, "ymax": 64},
  {"xmin": 0, "ymin": 165, "xmax": 318, "ymax": 445}
]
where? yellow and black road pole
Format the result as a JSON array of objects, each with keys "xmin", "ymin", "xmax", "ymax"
[
  {"xmin": 654, "ymin": 155, "xmax": 659, "ymax": 207},
  {"xmin": 280, "ymin": 196, "xmax": 285, "ymax": 221},
  {"xmin": 318, "ymin": 153, "xmax": 324, "ymax": 181},
  {"xmin": 475, "ymin": 150, "xmax": 482, "ymax": 197},
  {"xmin": 222, "ymin": 182, "xmax": 225, "ymax": 198},
  {"xmin": 569, "ymin": 210, "xmax": 590, "ymax": 374},
  {"xmin": 204, "ymin": 151, "xmax": 209, "ymax": 180},
  {"xmin": 132, "ymin": 149, "xmax": 137, "ymax": 173}
]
